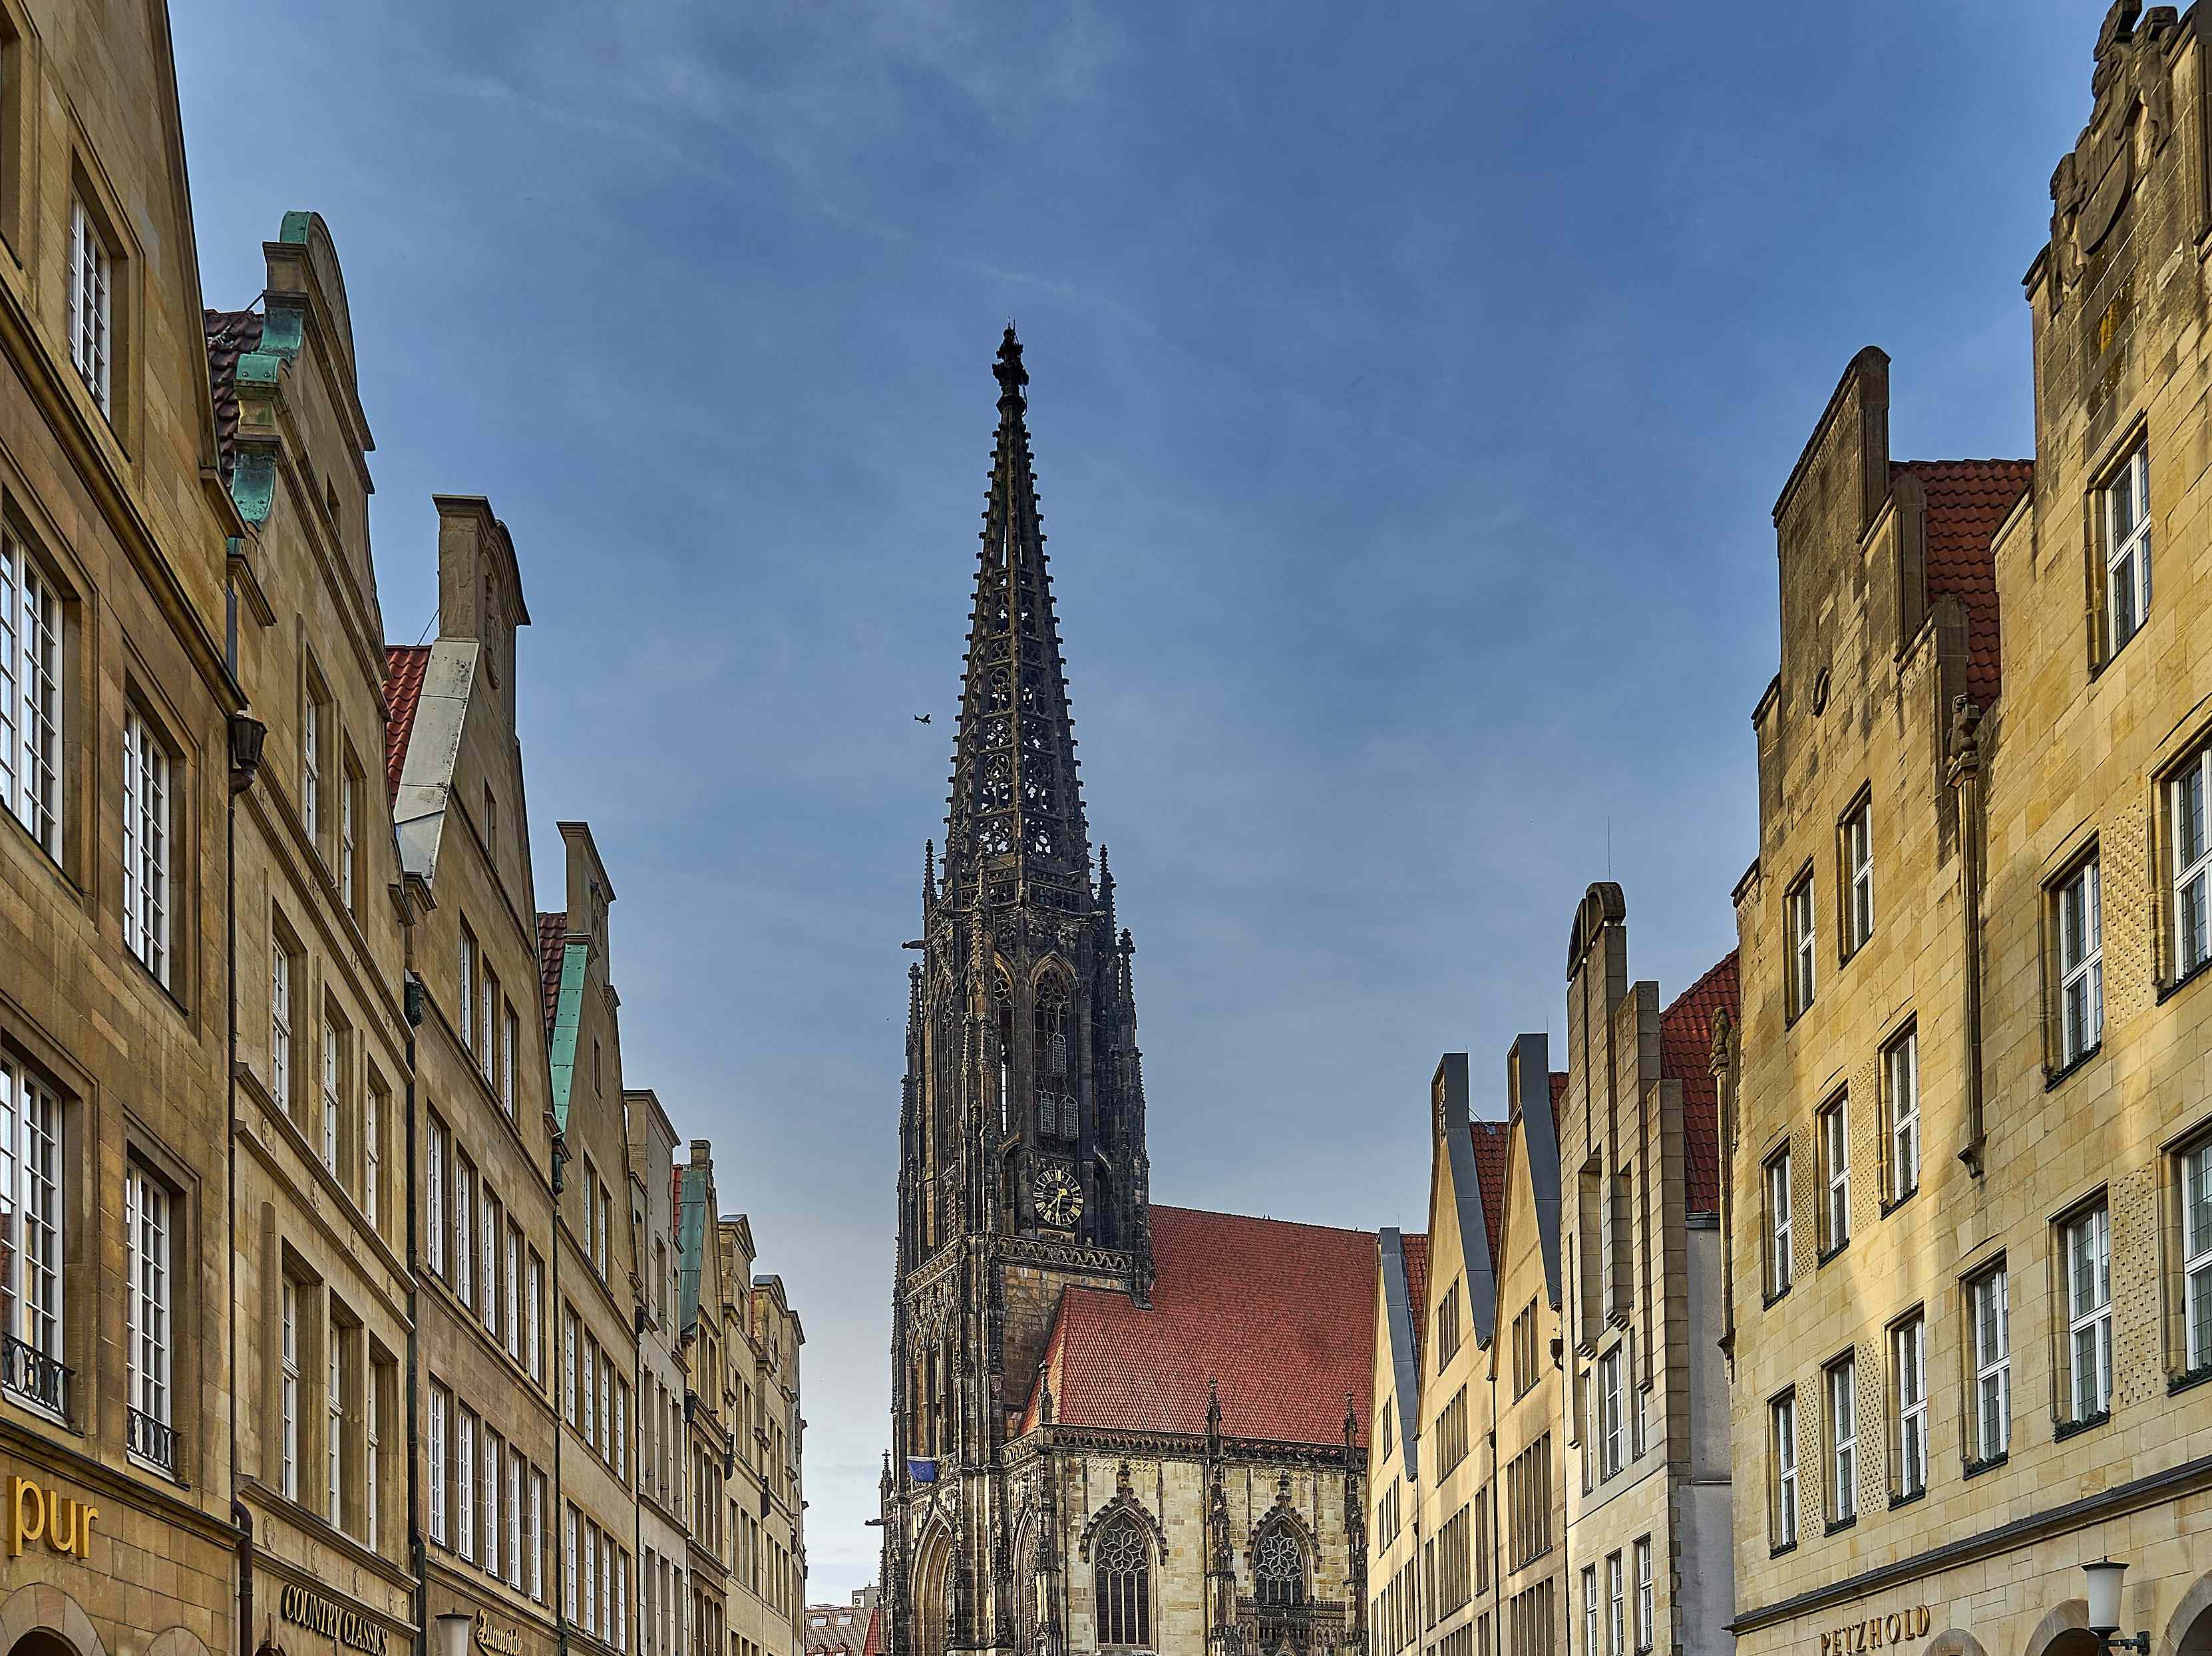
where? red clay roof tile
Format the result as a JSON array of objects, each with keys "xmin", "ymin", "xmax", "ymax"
[
  {"xmin": 1028, "ymin": 1204, "xmax": 1376, "ymax": 1447},
  {"xmin": 1894, "ymin": 460, "xmax": 2032, "ymax": 709},
  {"xmin": 382, "ymin": 645, "xmax": 430, "ymax": 800},
  {"xmin": 204, "ymin": 308, "xmax": 264, "ymax": 482},
  {"xmin": 1400, "ymin": 1232, "xmax": 1430, "ymax": 1366},
  {"xmin": 538, "ymin": 911, "xmax": 569, "ymax": 1034},
  {"xmin": 1469, "ymin": 1119, "xmax": 1511, "ymax": 1265},
  {"xmin": 1660, "ymin": 950, "xmax": 1740, "ymax": 1214}
]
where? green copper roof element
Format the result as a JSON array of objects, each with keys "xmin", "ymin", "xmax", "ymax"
[
  {"xmin": 230, "ymin": 450, "xmax": 276, "ymax": 527},
  {"xmin": 677, "ymin": 1164, "xmax": 711, "ymax": 1337},
  {"xmin": 279, "ymin": 209, "xmax": 315, "ymax": 246},
  {"xmin": 545, "ymin": 939, "xmax": 590, "ymax": 1131}
]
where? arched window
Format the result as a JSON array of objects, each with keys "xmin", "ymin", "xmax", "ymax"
[
  {"xmin": 994, "ymin": 971, "xmax": 1015, "ymax": 1136},
  {"xmin": 1254, "ymin": 1524, "xmax": 1307, "ymax": 1609},
  {"xmin": 1093, "ymin": 1516, "xmax": 1152, "ymax": 1649},
  {"xmin": 1035, "ymin": 978, "xmax": 1073, "ymax": 1140}
]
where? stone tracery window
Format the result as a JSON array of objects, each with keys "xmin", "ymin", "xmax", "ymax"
[
  {"xmin": 1254, "ymin": 1524, "xmax": 1308, "ymax": 1609},
  {"xmin": 1035, "ymin": 977, "xmax": 1075, "ymax": 1140},
  {"xmin": 1093, "ymin": 1516, "xmax": 1151, "ymax": 1648}
]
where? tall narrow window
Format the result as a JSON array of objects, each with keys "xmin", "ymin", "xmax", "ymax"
[
  {"xmin": 454, "ymin": 1154, "xmax": 474, "ymax": 1308},
  {"xmin": 125, "ymin": 1164, "xmax": 173, "ymax": 1470},
  {"xmin": 527, "ymin": 1250, "xmax": 544, "ymax": 1383},
  {"xmin": 482, "ymin": 1426, "xmax": 501, "ymax": 1579},
  {"xmin": 122, "ymin": 709, "xmax": 170, "ymax": 985},
  {"xmin": 2175, "ymin": 746, "xmax": 2212, "ymax": 979},
  {"xmin": 339, "ymin": 760, "xmax": 360, "ymax": 912},
  {"xmin": 0, "ymin": 532, "xmax": 63, "ymax": 856},
  {"xmin": 459, "ymin": 929, "xmax": 476, "ymax": 1053},
  {"xmin": 1968, "ymin": 1265, "xmax": 2009, "ymax": 1462},
  {"xmin": 327, "ymin": 1313, "xmax": 346, "ymax": 1528},
  {"xmin": 598, "ymin": 1185, "xmax": 613, "ymax": 1281},
  {"xmin": 426, "ymin": 1114, "xmax": 447, "ymax": 1277},
  {"xmin": 1093, "ymin": 1514, "xmax": 1151, "ymax": 1648},
  {"xmin": 1787, "ymin": 872, "xmax": 1816, "ymax": 1016},
  {"xmin": 1769, "ymin": 1392, "xmax": 1797, "ymax": 1549},
  {"xmin": 564, "ymin": 1307, "xmax": 578, "ymax": 1425},
  {"xmin": 1598, "ymin": 1347, "xmax": 1623, "ymax": 1479},
  {"xmin": 1633, "ymin": 1538, "xmax": 1652, "ymax": 1653},
  {"xmin": 2184, "ymin": 1140, "xmax": 2212, "ymax": 1372},
  {"xmin": 279, "ymin": 1279, "xmax": 300, "ymax": 1500},
  {"xmin": 1582, "ymin": 1567, "xmax": 1598, "ymax": 1656},
  {"xmin": 321, "ymin": 1013, "xmax": 345, "ymax": 1176},
  {"xmin": 68, "ymin": 199, "xmax": 112, "ymax": 412},
  {"xmin": 2064, "ymin": 1203, "xmax": 2113, "ymax": 1420},
  {"xmin": 1825, "ymin": 1357, "xmax": 1857, "ymax": 1525},
  {"xmin": 1818, "ymin": 1096, "xmax": 1849, "ymax": 1253},
  {"xmin": 2104, "ymin": 442, "xmax": 2151, "ymax": 655},
  {"xmin": 482, "ymin": 1189, "xmax": 500, "ymax": 1337},
  {"xmin": 301, "ymin": 687, "xmax": 324, "ymax": 846},
  {"xmin": 506, "ymin": 1446, "xmax": 524, "ymax": 1589},
  {"xmin": 365, "ymin": 1357, "xmax": 381, "ymax": 1551},
  {"xmin": 363, "ymin": 1075, "xmax": 383, "ymax": 1230},
  {"xmin": 0, "ymin": 1064, "xmax": 65, "ymax": 1419},
  {"xmin": 1606, "ymin": 1553, "xmax": 1624, "ymax": 1656},
  {"xmin": 1842, "ymin": 798, "xmax": 1873, "ymax": 956},
  {"xmin": 457, "ymin": 1407, "xmax": 476, "ymax": 1560},
  {"xmin": 505, "ymin": 1222, "xmax": 522, "ymax": 1361},
  {"xmin": 480, "ymin": 967, "xmax": 498, "ymax": 1082},
  {"xmin": 270, "ymin": 935, "xmax": 294, "ymax": 1111},
  {"xmin": 1764, "ymin": 1148, "xmax": 1792, "ymax": 1296},
  {"xmin": 502, "ymin": 1005, "xmax": 518, "ymax": 1115},
  {"xmin": 530, "ymin": 1468, "xmax": 547, "ymax": 1600},
  {"xmin": 429, "ymin": 1385, "xmax": 449, "ymax": 1544},
  {"xmin": 1891, "ymin": 1314, "xmax": 1926, "ymax": 1500},
  {"xmin": 1884, "ymin": 1029, "xmax": 1919, "ymax": 1204},
  {"xmin": 2058, "ymin": 857, "xmax": 2104, "ymax": 1063}
]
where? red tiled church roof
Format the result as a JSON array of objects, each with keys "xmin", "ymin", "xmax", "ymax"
[
  {"xmin": 538, "ymin": 911, "xmax": 569, "ymax": 1034},
  {"xmin": 1893, "ymin": 460, "xmax": 2032, "ymax": 709},
  {"xmin": 1027, "ymin": 1204, "xmax": 1376, "ymax": 1447},
  {"xmin": 1659, "ymin": 950, "xmax": 1740, "ymax": 1213},
  {"xmin": 1400, "ymin": 1232, "xmax": 1430, "ymax": 1365},
  {"xmin": 204, "ymin": 307, "xmax": 264, "ymax": 482},
  {"xmin": 383, "ymin": 645, "xmax": 429, "ymax": 799}
]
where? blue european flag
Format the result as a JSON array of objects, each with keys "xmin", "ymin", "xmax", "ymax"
[{"xmin": 906, "ymin": 1457, "xmax": 939, "ymax": 1484}]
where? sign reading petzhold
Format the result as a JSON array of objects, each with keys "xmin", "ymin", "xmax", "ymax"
[
  {"xmin": 1821, "ymin": 1605, "xmax": 1933, "ymax": 1655},
  {"xmin": 279, "ymin": 1583, "xmax": 389, "ymax": 1656},
  {"xmin": 474, "ymin": 1613, "xmax": 523, "ymax": 1656}
]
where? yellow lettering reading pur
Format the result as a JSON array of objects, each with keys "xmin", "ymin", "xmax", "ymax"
[{"xmin": 11, "ymin": 1478, "xmax": 43, "ymax": 1556}]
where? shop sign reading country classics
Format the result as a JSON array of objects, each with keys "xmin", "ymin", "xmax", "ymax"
[
  {"xmin": 1820, "ymin": 1605, "xmax": 1934, "ymax": 1656},
  {"xmin": 278, "ymin": 1583, "xmax": 389, "ymax": 1656}
]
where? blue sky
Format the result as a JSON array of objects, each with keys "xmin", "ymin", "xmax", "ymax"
[{"xmin": 176, "ymin": 0, "xmax": 2094, "ymax": 1599}]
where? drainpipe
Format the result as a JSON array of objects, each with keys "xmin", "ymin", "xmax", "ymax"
[
  {"xmin": 404, "ymin": 968, "xmax": 426, "ymax": 1651},
  {"xmin": 1948, "ymin": 697, "xmax": 1988, "ymax": 1178}
]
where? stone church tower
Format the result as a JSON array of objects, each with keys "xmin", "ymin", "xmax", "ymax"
[{"xmin": 886, "ymin": 333, "xmax": 1375, "ymax": 1656}]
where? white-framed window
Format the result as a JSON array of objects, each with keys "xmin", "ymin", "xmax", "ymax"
[
  {"xmin": 1598, "ymin": 1347, "xmax": 1623, "ymax": 1479},
  {"xmin": 2104, "ymin": 442, "xmax": 2151, "ymax": 655},
  {"xmin": 564, "ymin": 1309, "xmax": 578, "ymax": 1424},
  {"xmin": 1968, "ymin": 1265, "xmax": 2009, "ymax": 1463},
  {"xmin": 481, "ymin": 1190, "xmax": 499, "ymax": 1337},
  {"xmin": 598, "ymin": 1185, "xmax": 613, "ymax": 1281},
  {"xmin": 2058, "ymin": 856, "xmax": 2104, "ymax": 1063},
  {"xmin": 301, "ymin": 688, "xmax": 323, "ymax": 845},
  {"xmin": 506, "ymin": 1446, "xmax": 524, "ymax": 1589},
  {"xmin": 1765, "ymin": 1148, "xmax": 1792, "ymax": 1296},
  {"xmin": 67, "ymin": 198, "xmax": 112, "ymax": 412},
  {"xmin": 279, "ymin": 1278, "xmax": 300, "ymax": 1500},
  {"xmin": 270, "ymin": 935, "xmax": 293, "ymax": 1110},
  {"xmin": 1769, "ymin": 1392, "xmax": 1797, "ymax": 1548},
  {"xmin": 482, "ymin": 1426, "xmax": 500, "ymax": 1578},
  {"xmin": 321, "ymin": 1016, "xmax": 343, "ymax": 1175},
  {"xmin": 2064, "ymin": 1203, "xmax": 2113, "ymax": 1420},
  {"xmin": 2185, "ymin": 1140, "xmax": 2212, "ymax": 1372},
  {"xmin": 566, "ymin": 1505, "xmax": 580, "ymax": 1621},
  {"xmin": 505, "ymin": 1222, "xmax": 521, "ymax": 1361},
  {"xmin": 1, "ymin": 1061, "xmax": 65, "ymax": 1419},
  {"xmin": 0, "ymin": 532, "xmax": 63, "ymax": 857},
  {"xmin": 1884, "ymin": 1028, "xmax": 1919, "ymax": 1204},
  {"xmin": 429, "ymin": 1385, "xmax": 449, "ymax": 1544},
  {"xmin": 1891, "ymin": 1313, "xmax": 1926, "ymax": 1500},
  {"xmin": 530, "ymin": 1467, "xmax": 548, "ymax": 1600},
  {"xmin": 457, "ymin": 1407, "xmax": 476, "ymax": 1560},
  {"xmin": 363, "ymin": 1078, "xmax": 381, "ymax": 1231},
  {"xmin": 527, "ymin": 1250, "xmax": 544, "ymax": 1383},
  {"xmin": 365, "ymin": 1359, "xmax": 381, "ymax": 1551},
  {"xmin": 454, "ymin": 1156, "xmax": 474, "ymax": 1307},
  {"xmin": 502, "ymin": 1005, "xmax": 517, "ymax": 1114},
  {"xmin": 459, "ymin": 929, "xmax": 476, "ymax": 1053},
  {"xmin": 1843, "ymin": 797, "xmax": 1873, "ymax": 955},
  {"xmin": 122, "ymin": 709, "xmax": 171, "ymax": 985},
  {"xmin": 2175, "ymin": 746, "xmax": 2212, "ymax": 980},
  {"xmin": 1632, "ymin": 1537, "xmax": 1652, "ymax": 1653},
  {"xmin": 124, "ymin": 1164, "xmax": 172, "ymax": 1469},
  {"xmin": 426, "ymin": 1114, "xmax": 446, "ymax": 1277},
  {"xmin": 1787, "ymin": 871, "xmax": 1816, "ymax": 1016},
  {"xmin": 339, "ymin": 762, "xmax": 359, "ymax": 912},
  {"xmin": 327, "ymin": 1314, "xmax": 345, "ymax": 1528},
  {"xmin": 1819, "ymin": 1096, "xmax": 1849, "ymax": 1253},
  {"xmin": 480, "ymin": 965, "xmax": 497, "ymax": 1082},
  {"xmin": 1606, "ymin": 1552, "xmax": 1624, "ymax": 1656},
  {"xmin": 1825, "ymin": 1356, "xmax": 1857, "ymax": 1524}
]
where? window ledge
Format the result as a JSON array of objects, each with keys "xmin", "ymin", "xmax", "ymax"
[
  {"xmin": 1962, "ymin": 1450, "xmax": 2008, "ymax": 1480},
  {"xmin": 2054, "ymin": 1408, "xmax": 2111, "ymax": 1442},
  {"xmin": 1825, "ymin": 1514, "xmax": 1858, "ymax": 1537},
  {"xmin": 1879, "ymin": 1186, "xmax": 1919, "ymax": 1220},
  {"xmin": 1763, "ymin": 1283, "xmax": 1793, "ymax": 1311},
  {"xmin": 1769, "ymin": 1540, "xmax": 1798, "ymax": 1560},
  {"xmin": 2168, "ymin": 1364, "xmax": 2212, "ymax": 1397},
  {"xmin": 1817, "ymin": 1240, "xmax": 1849, "ymax": 1268},
  {"xmin": 1887, "ymin": 1486, "xmax": 1926, "ymax": 1512},
  {"xmin": 2159, "ymin": 955, "xmax": 2212, "ymax": 1007},
  {"xmin": 2046, "ymin": 1043, "xmax": 2104, "ymax": 1090}
]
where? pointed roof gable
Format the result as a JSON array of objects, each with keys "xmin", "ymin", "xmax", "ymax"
[
  {"xmin": 382, "ymin": 645, "xmax": 429, "ymax": 800},
  {"xmin": 1429, "ymin": 1053, "xmax": 1502, "ymax": 1347},
  {"xmin": 940, "ymin": 329, "xmax": 1093, "ymax": 902},
  {"xmin": 678, "ymin": 1156, "xmax": 716, "ymax": 1336},
  {"xmin": 1022, "ymin": 1205, "xmax": 1374, "ymax": 1446},
  {"xmin": 1659, "ymin": 949, "xmax": 1740, "ymax": 1214},
  {"xmin": 1893, "ymin": 459, "xmax": 2032, "ymax": 709},
  {"xmin": 1501, "ymin": 1034, "xmax": 1565, "ymax": 1311},
  {"xmin": 540, "ymin": 911, "xmax": 591, "ymax": 1132},
  {"xmin": 1468, "ymin": 1117, "xmax": 1511, "ymax": 1267},
  {"xmin": 1379, "ymin": 1228, "xmax": 1426, "ymax": 1478}
]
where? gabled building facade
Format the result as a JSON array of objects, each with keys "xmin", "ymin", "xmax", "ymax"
[
  {"xmin": 214, "ymin": 210, "xmax": 416, "ymax": 1656},
  {"xmin": 1366, "ymin": 1226, "xmax": 1426, "ymax": 1656},
  {"xmin": 631, "ymin": 1088, "xmax": 691, "ymax": 1656}
]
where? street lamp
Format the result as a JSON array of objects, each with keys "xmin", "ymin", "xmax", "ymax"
[
  {"xmin": 436, "ymin": 1611, "xmax": 474, "ymax": 1656},
  {"xmin": 2084, "ymin": 1560, "xmax": 2150, "ymax": 1655}
]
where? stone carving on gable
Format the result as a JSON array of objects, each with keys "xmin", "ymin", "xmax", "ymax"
[
  {"xmin": 2049, "ymin": 1, "xmax": 2181, "ymax": 307},
  {"xmin": 1077, "ymin": 1462, "xmax": 1169, "ymax": 1562}
]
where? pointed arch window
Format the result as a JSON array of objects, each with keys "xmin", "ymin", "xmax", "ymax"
[
  {"xmin": 1254, "ymin": 1524, "xmax": 1308, "ymax": 1610},
  {"xmin": 1035, "ymin": 977, "xmax": 1075, "ymax": 1140},
  {"xmin": 1093, "ymin": 1515, "xmax": 1152, "ymax": 1649},
  {"xmin": 994, "ymin": 971, "xmax": 1015, "ymax": 1136}
]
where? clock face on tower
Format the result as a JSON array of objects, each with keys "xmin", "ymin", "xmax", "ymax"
[{"xmin": 1033, "ymin": 1164, "xmax": 1083, "ymax": 1228}]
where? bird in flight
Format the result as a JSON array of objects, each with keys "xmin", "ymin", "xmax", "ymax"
[{"xmin": 914, "ymin": 713, "xmax": 931, "ymax": 724}]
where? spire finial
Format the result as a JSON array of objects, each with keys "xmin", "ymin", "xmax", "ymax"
[
  {"xmin": 923, "ymin": 838, "xmax": 938, "ymax": 907},
  {"xmin": 994, "ymin": 325, "xmax": 1028, "ymax": 416}
]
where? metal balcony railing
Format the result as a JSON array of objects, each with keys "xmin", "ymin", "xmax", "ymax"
[
  {"xmin": 128, "ymin": 1407, "xmax": 177, "ymax": 1472},
  {"xmin": 1, "ymin": 1333, "xmax": 73, "ymax": 1423}
]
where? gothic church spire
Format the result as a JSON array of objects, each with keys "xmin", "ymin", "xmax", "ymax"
[{"xmin": 941, "ymin": 327, "xmax": 1092, "ymax": 906}]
